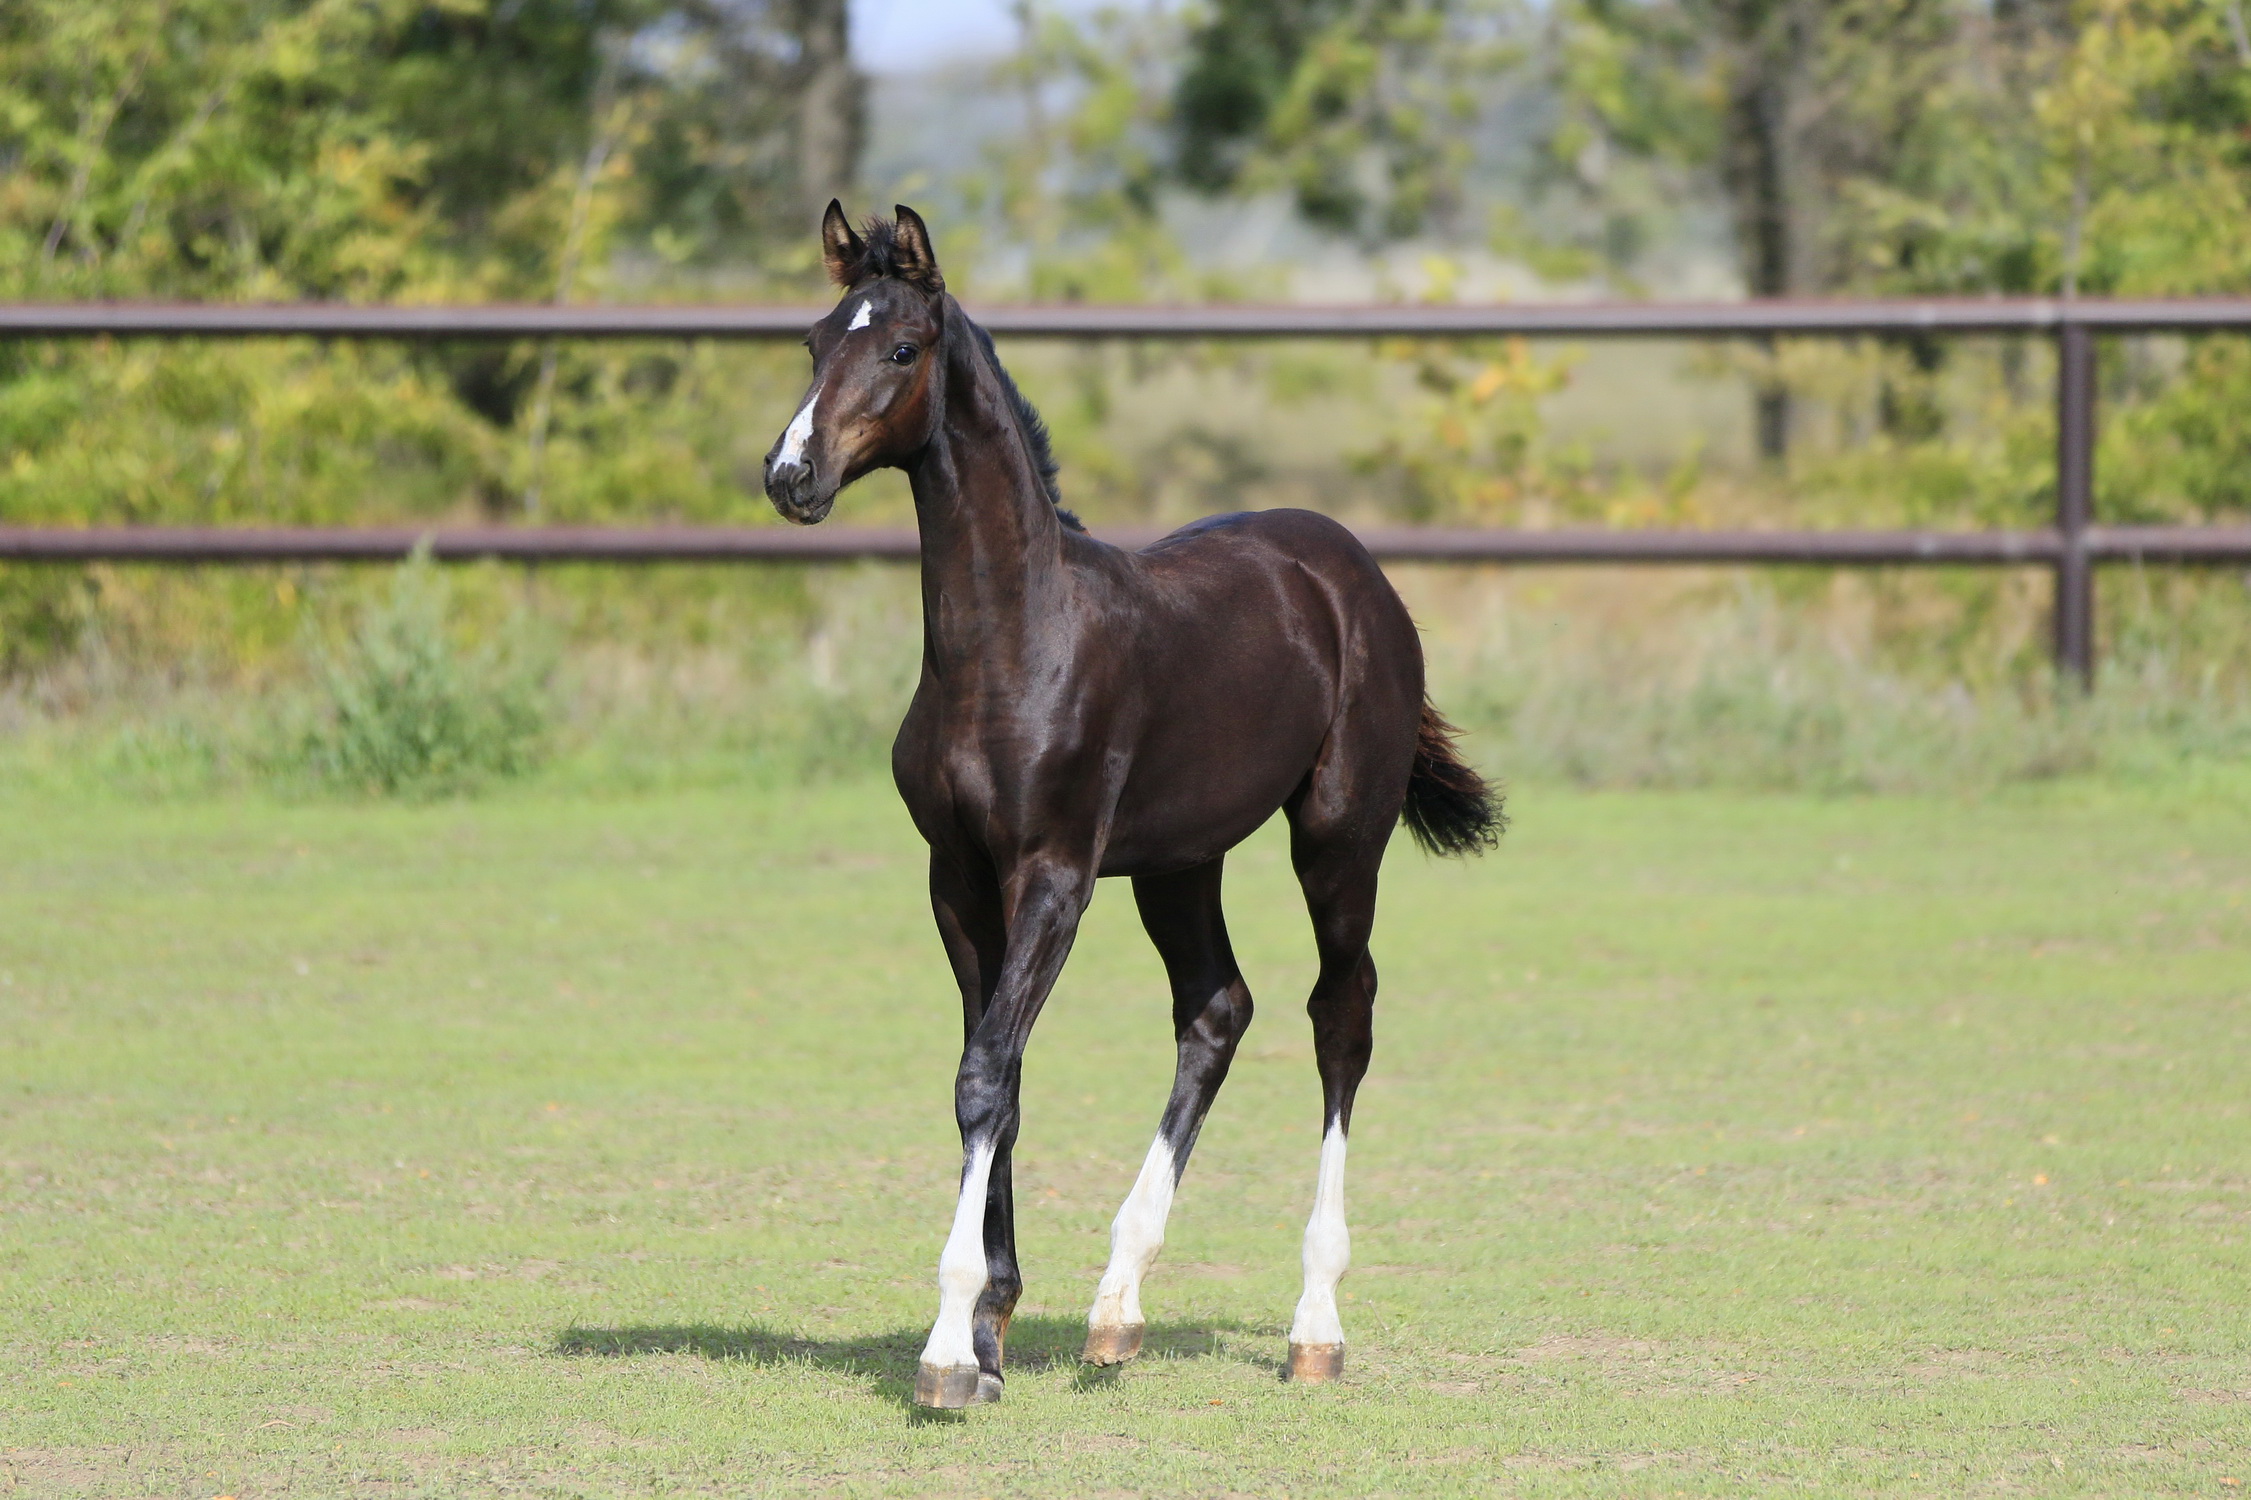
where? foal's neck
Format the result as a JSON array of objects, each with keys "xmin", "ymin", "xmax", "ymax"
[{"xmin": 906, "ymin": 311, "xmax": 1070, "ymax": 668}]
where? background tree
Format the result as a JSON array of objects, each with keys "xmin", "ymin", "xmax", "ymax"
[
  {"xmin": 0, "ymin": 0, "xmax": 868, "ymax": 671},
  {"xmin": 1170, "ymin": 0, "xmax": 1503, "ymax": 242},
  {"xmin": 1552, "ymin": 0, "xmax": 1958, "ymax": 456}
]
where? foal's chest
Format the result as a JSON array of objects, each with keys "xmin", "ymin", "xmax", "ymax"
[{"xmin": 892, "ymin": 667, "xmax": 1121, "ymax": 850}]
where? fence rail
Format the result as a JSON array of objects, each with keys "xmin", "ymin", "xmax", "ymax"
[
  {"xmin": 8, "ymin": 522, "xmax": 2251, "ymax": 567},
  {"xmin": 5, "ymin": 297, "xmax": 2251, "ymax": 338},
  {"xmin": 5, "ymin": 295, "xmax": 2251, "ymax": 682}
]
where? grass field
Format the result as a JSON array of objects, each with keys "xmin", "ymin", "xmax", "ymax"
[{"xmin": 4, "ymin": 770, "xmax": 2250, "ymax": 1496}]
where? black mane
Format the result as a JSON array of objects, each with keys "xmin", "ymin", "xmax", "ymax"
[{"xmin": 967, "ymin": 319, "xmax": 1083, "ymax": 532}]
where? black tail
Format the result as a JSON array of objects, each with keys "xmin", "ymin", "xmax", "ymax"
[{"xmin": 1401, "ymin": 700, "xmax": 1503, "ymax": 857}]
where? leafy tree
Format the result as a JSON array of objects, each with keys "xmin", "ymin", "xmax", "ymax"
[
  {"xmin": 1170, "ymin": 0, "xmax": 1505, "ymax": 241},
  {"xmin": 0, "ymin": 0, "xmax": 865, "ymax": 301},
  {"xmin": 1550, "ymin": 0, "xmax": 1959, "ymax": 455},
  {"xmin": 0, "ymin": 0, "xmax": 865, "ymax": 675}
]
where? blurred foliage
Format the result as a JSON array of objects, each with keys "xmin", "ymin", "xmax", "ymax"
[
  {"xmin": 1532, "ymin": 0, "xmax": 2251, "ymax": 307},
  {"xmin": 1354, "ymin": 334, "xmax": 1602, "ymax": 523},
  {"xmin": 1546, "ymin": 0, "xmax": 1961, "ymax": 297},
  {"xmin": 964, "ymin": 0, "xmax": 1198, "ymax": 302},
  {"xmin": 0, "ymin": 0, "xmax": 849, "ymax": 300},
  {"xmin": 0, "ymin": 0, "xmax": 854, "ymax": 680},
  {"xmin": 1171, "ymin": 0, "xmax": 1513, "ymax": 240}
]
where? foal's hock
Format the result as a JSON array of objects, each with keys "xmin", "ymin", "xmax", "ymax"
[{"xmin": 763, "ymin": 202, "xmax": 1501, "ymax": 1409}]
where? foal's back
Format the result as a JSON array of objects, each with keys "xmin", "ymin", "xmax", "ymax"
[{"xmin": 1083, "ymin": 507, "xmax": 1426, "ymax": 877}]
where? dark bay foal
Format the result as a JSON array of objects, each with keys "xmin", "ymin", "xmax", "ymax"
[{"xmin": 764, "ymin": 203, "xmax": 1500, "ymax": 1409}]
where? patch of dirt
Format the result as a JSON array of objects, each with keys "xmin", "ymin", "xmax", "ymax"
[
  {"xmin": 257, "ymin": 1403, "xmax": 336, "ymax": 1426},
  {"xmin": 1899, "ymin": 1348, "xmax": 2016, "ymax": 1379},
  {"xmin": 1058, "ymin": 1433, "xmax": 1144, "ymax": 1455},
  {"xmin": 1515, "ymin": 1334, "xmax": 1663, "ymax": 1362},
  {"xmin": 0, "ymin": 1448, "xmax": 119, "ymax": 1492},
  {"xmin": 1160, "ymin": 1261, "xmax": 1244, "ymax": 1280},
  {"xmin": 1504, "ymin": 1333, "xmax": 1771, "ymax": 1396}
]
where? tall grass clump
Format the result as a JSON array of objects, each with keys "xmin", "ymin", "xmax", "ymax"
[
  {"xmin": 293, "ymin": 554, "xmax": 550, "ymax": 797},
  {"xmin": 1415, "ymin": 571, "xmax": 2251, "ymax": 794}
]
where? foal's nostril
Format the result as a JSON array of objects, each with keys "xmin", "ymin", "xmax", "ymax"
[
  {"xmin": 764, "ymin": 457, "xmax": 808, "ymax": 496},
  {"xmin": 763, "ymin": 457, "xmax": 828, "ymax": 521}
]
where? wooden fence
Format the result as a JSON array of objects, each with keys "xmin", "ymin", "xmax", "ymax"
[{"xmin": 6, "ymin": 297, "xmax": 2251, "ymax": 682}]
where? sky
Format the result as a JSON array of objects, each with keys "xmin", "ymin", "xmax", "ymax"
[{"xmin": 852, "ymin": 0, "xmax": 1138, "ymax": 74}]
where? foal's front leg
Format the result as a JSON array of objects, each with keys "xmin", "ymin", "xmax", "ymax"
[{"xmin": 916, "ymin": 858, "xmax": 1090, "ymax": 1408}]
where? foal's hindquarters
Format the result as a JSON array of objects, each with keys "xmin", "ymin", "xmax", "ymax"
[{"xmin": 908, "ymin": 514, "xmax": 1426, "ymax": 1405}]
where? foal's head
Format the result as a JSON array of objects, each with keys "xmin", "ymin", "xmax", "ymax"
[{"xmin": 762, "ymin": 201, "xmax": 950, "ymax": 524}]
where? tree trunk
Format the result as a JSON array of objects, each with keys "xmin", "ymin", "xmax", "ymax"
[
  {"xmin": 793, "ymin": 0, "xmax": 865, "ymax": 218},
  {"xmin": 1721, "ymin": 0, "xmax": 1817, "ymax": 462}
]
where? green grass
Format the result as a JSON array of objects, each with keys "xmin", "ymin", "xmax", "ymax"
[{"xmin": 3, "ymin": 773, "xmax": 2249, "ymax": 1497}]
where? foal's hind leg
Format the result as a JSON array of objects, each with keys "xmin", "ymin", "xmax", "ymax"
[
  {"xmin": 1283, "ymin": 814, "xmax": 1387, "ymax": 1385},
  {"xmin": 1083, "ymin": 859, "xmax": 1254, "ymax": 1365}
]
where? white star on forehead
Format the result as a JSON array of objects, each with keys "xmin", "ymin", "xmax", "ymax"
[{"xmin": 847, "ymin": 300, "xmax": 872, "ymax": 332}]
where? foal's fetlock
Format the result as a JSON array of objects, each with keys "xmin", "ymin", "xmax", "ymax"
[{"xmin": 1081, "ymin": 1321, "xmax": 1145, "ymax": 1365}]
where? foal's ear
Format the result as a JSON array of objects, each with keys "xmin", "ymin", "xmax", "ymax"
[
  {"xmin": 821, "ymin": 199, "xmax": 865, "ymax": 286},
  {"xmin": 891, "ymin": 204, "xmax": 945, "ymax": 294}
]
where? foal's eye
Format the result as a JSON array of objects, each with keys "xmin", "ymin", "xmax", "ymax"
[{"xmin": 888, "ymin": 344, "xmax": 918, "ymax": 366}]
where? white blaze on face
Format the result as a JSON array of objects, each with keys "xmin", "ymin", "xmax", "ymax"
[
  {"xmin": 775, "ymin": 379, "xmax": 823, "ymax": 468},
  {"xmin": 1288, "ymin": 1123, "xmax": 1350, "ymax": 1348},
  {"xmin": 846, "ymin": 298, "xmax": 873, "ymax": 332},
  {"xmin": 919, "ymin": 1140, "xmax": 996, "ymax": 1370},
  {"xmin": 1087, "ymin": 1135, "xmax": 1176, "ymax": 1332}
]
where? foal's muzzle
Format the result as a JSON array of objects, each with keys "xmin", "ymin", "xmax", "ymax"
[{"xmin": 762, "ymin": 456, "xmax": 835, "ymax": 525}]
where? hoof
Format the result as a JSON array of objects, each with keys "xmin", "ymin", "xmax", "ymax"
[
  {"xmin": 1287, "ymin": 1341, "xmax": 1344, "ymax": 1384},
  {"xmin": 914, "ymin": 1363, "xmax": 996, "ymax": 1408},
  {"xmin": 1082, "ymin": 1322, "xmax": 1145, "ymax": 1366}
]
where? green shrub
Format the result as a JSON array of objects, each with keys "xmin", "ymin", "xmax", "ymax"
[{"xmin": 294, "ymin": 555, "xmax": 550, "ymax": 797}]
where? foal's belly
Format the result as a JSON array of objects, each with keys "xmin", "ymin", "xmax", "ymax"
[
  {"xmin": 1096, "ymin": 681, "xmax": 1332, "ymax": 878},
  {"xmin": 1096, "ymin": 787, "xmax": 1302, "ymax": 877}
]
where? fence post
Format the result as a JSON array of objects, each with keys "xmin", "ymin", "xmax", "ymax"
[{"xmin": 2054, "ymin": 320, "xmax": 2096, "ymax": 688}]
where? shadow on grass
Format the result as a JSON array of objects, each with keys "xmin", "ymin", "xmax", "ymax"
[{"xmin": 555, "ymin": 1314, "xmax": 1273, "ymax": 1415}]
